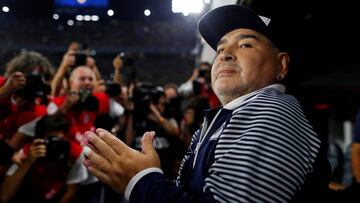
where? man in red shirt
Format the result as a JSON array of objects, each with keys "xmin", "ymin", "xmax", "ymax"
[{"xmin": 47, "ymin": 66, "xmax": 124, "ymax": 144}]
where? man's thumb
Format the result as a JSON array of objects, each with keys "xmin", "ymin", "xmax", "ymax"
[{"xmin": 141, "ymin": 131, "xmax": 156, "ymax": 154}]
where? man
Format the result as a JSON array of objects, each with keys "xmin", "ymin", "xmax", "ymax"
[
  {"xmin": 47, "ymin": 66, "xmax": 124, "ymax": 143},
  {"xmin": 82, "ymin": 5, "xmax": 330, "ymax": 202},
  {"xmin": 0, "ymin": 115, "xmax": 87, "ymax": 203}
]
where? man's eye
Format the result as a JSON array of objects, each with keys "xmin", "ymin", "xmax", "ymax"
[
  {"xmin": 216, "ymin": 48, "xmax": 224, "ymax": 54},
  {"xmin": 239, "ymin": 44, "xmax": 251, "ymax": 48}
]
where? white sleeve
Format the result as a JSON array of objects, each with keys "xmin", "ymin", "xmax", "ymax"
[
  {"xmin": 18, "ymin": 117, "xmax": 41, "ymax": 137},
  {"xmin": 109, "ymin": 98, "xmax": 124, "ymax": 117},
  {"xmin": 6, "ymin": 163, "xmax": 19, "ymax": 176},
  {"xmin": 66, "ymin": 152, "xmax": 88, "ymax": 184},
  {"xmin": 124, "ymin": 167, "xmax": 163, "ymax": 201},
  {"xmin": 178, "ymin": 80, "xmax": 193, "ymax": 97},
  {"xmin": 6, "ymin": 149, "xmax": 24, "ymax": 176},
  {"xmin": 47, "ymin": 102, "xmax": 59, "ymax": 115}
]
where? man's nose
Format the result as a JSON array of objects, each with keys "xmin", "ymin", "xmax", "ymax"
[{"xmin": 220, "ymin": 48, "xmax": 236, "ymax": 61}]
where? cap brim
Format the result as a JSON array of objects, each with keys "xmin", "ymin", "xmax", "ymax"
[{"xmin": 198, "ymin": 5, "xmax": 270, "ymax": 51}]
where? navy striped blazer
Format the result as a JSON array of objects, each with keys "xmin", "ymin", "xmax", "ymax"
[{"xmin": 130, "ymin": 86, "xmax": 329, "ymax": 203}]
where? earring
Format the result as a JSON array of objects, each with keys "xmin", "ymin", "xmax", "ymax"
[{"xmin": 276, "ymin": 74, "xmax": 283, "ymax": 81}]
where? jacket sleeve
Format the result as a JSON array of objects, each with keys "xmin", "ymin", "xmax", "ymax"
[{"xmin": 129, "ymin": 172, "xmax": 215, "ymax": 203}]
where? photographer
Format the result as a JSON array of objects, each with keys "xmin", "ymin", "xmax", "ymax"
[
  {"xmin": 0, "ymin": 51, "xmax": 53, "ymax": 177},
  {"xmin": 0, "ymin": 115, "xmax": 87, "ymax": 203},
  {"xmin": 178, "ymin": 62, "xmax": 220, "ymax": 108},
  {"xmin": 51, "ymin": 42, "xmax": 101, "ymax": 97},
  {"xmin": 48, "ymin": 66, "xmax": 124, "ymax": 144},
  {"xmin": 125, "ymin": 83, "xmax": 181, "ymax": 178}
]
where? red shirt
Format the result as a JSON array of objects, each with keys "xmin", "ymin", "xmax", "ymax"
[
  {"xmin": 51, "ymin": 92, "xmax": 110, "ymax": 143},
  {"xmin": 0, "ymin": 76, "xmax": 47, "ymax": 140},
  {"xmin": 19, "ymin": 140, "xmax": 82, "ymax": 202}
]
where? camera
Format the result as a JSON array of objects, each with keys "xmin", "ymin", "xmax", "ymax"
[
  {"xmin": 198, "ymin": 69, "xmax": 207, "ymax": 78},
  {"xmin": 132, "ymin": 82, "xmax": 163, "ymax": 122},
  {"xmin": 119, "ymin": 52, "xmax": 134, "ymax": 66},
  {"xmin": 14, "ymin": 74, "xmax": 51, "ymax": 104},
  {"xmin": 40, "ymin": 135, "xmax": 70, "ymax": 163},
  {"xmin": 105, "ymin": 81, "xmax": 121, "ymax": 97},
  {"xmin": 72, "ymin": 89, "xmax": 99, "ymax": 112},
  {"xmin": 71, "ymin": 49, "xmax": 89, "ymax": 68}
]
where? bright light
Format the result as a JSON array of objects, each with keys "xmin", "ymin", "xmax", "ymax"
[
  {"xmin": 107, "ymin": 9, "xmax": 114, "ymax": 16},
  {"xmin": 172, "ymin": 0, "xmax": 203, "ymax": 14},
  {"xmin": 91, "ymin": 15, "xmax": 99, "ymax": 21},
  {"xmin": 84, "ymin": 15, "xmax": 91, "ymax": 21},
  {"xmin": 2, "ymin": 6, "xmax": 10, "ymax": 13},
  {"xmin": 67, "ymin": 19, "xmax": 74, "ymax": 26},
  {"xmin": 204, "ymin": 0, "xmax": 211, "ymax": 4},
  {"xmin": 77, "ymin": 0, "xmax": 86, "ymax": 4},
  {"xmin": 144, "ymin": 9, "xmax": 151, "ymax": 16},
  {"xmin": 53, "ymin": 13, "xmax": 60, "ymax": 20},
  {"xmin": 76, "ymin": 15, "xmax": 83, "ymax": 21}
]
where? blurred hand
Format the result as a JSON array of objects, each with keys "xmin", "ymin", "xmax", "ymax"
[
  {"xmin": 27, "ymin": 139, "xmax": 46, "ymax": 164},
  {"xmin": 113, "ymin": 55, "xmax": 123, "ymax": 72},
  {"xmin": 148, "ymin": 103, "xmax": 162, "ymax": 123},
  {"xmin": 83, "ymin": 128, "xmax": 160, "ymax": 194},
  {"xmin": 60, "ymin": 50, "xmax": 76, "ymax": 68},
  {"xmin": 62, "ymin": 91, "xmax": 79, "ymax": 110},
  {"xmin": 190, "ymin": 68, "xmax": 199, "ymax": 81},
  {"xmin": 87, "ymin": 56, "xmax": 96, "ymax": 68},
  {"xmin": 11, "ymin": 151, "xmax": 27, "ymax": 165},
  {"xmin": 4, "ymin": 72, "xmax": 26, "ymax": 93}
]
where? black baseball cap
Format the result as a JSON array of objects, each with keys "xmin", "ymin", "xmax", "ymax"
[{"xmin": 198, "ymin": 5, "xmax": 274, "ymax": 51}]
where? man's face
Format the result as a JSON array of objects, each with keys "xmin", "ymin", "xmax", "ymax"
[
  {"xmin": 69, "ymin": 66, "xmax": 95, "ymax": 92},
  {"xmin": 211, "ymin": 28, "xmax": 283, "ymax": 104},
  {"xmin": 156, "ymin": 95, "xmax": 166, "ymax": 113}
]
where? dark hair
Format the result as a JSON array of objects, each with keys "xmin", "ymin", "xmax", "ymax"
[
  {"xmin": 199, "ymin": 62, "xmax": 211, "ymax": 68},
  {"xmin": 5, "ymin": 51, "xmax": 54, "ymax": 81},
  {"xmin": 35, "ymin": 115, "xmax": 69, "ymax": 138},
  {"xmin": 186, "ymin": 96, "xmax": 210, "ymax": 124}
]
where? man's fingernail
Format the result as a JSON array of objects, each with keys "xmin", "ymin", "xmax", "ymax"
[
  {"xmin": 86, "ymin": 132, "xmax": 94, "ymax": 140},
  {"xmin": 83, "ymin": 146, "xmax": 91, "ymax": 155},
  {"xmin": 98, "ymin": 131, "xmax": 105, "ymax": 137}
]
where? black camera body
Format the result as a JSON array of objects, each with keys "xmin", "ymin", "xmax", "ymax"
[
  {"xmin": 72, "ymin": 89, "xmax": 99, "ymax": 112},
  {"xmin": 74, "ymin": 50, "xmax": 88, "ymax": 67},
  {"xmin": 132, "ymin": 83, "xmax": 162, "ymax": 122},
  {"xmin": 105, "ymin": 81, "xmax": 121, "ymax": 97},
  {"xmin": 14, "ymin": 74, "xmax": 51, "ymax": 104},
  {"xmin": 119, "ymin": 52, "xmax": 134, "ymax": 66},
  {"xmin": 40, "ymin": 136, "xmax": 70, "ymax": 163}
]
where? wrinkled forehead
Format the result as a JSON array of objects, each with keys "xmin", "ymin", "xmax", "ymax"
[{"xmin": 70, "ymin": 66, "xmax": 95, "ymax": 80}]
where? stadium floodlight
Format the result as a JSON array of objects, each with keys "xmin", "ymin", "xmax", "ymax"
[
  {"xmin": 144, "ymin": 9, "xmax": 151, "ymax": 16},
  {"xmin": 53, "ymin": 13, "xmax": 60, "ymax": 20},
  {"xmin": 91, "ymin": 15, "xmax": 99, "ymax": 21},
  {"xmin": 76, "ymin": 15, "xmax": 84, "ymax": 21},
  {"xmin": 84, "ymin": 15, "xmax": 91, "ymax": 21},
  {"xmin": 107, "ymin": 9, "xmax": 114, "ymax": 16},
  {"xmin": 2, "ymin": 6, "xmax": 10, "ymax": 13},
  {"xmin": 67, "ymin": 19, "xmax": 74, "ymax": 26},
  {"xmin": 172, "ymin": 0, "xmax": 203, "ymax": 15}
]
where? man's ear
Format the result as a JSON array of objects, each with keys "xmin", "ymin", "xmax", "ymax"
[{"xmin": 277, "ymin": 52, "xmax": 290, "ymax": 77}]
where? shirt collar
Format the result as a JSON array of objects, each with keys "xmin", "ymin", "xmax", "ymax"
[{"xmin": 223, "ymin": 83, "xmax": 286, "ymax": 110}]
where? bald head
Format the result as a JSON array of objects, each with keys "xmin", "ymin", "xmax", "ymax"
[{"xmin": 69, "ymin": 66, "xmax": 96, "ymax": 91}]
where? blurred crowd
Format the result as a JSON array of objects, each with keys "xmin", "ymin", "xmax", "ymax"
[
  {"xmin": 0, "ymin": 17, "xmax": 197, "ymax": 50},
  {"xmin": 0, "ymin": 42, "xmax": 220, "ymax": 203}
]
